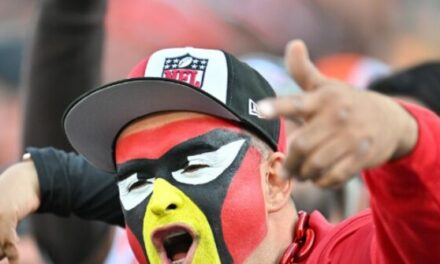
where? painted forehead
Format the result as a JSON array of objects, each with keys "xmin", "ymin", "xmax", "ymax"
[{"xmin": 115, "ymin": 116, "xmax": 242, "ymax": 164}]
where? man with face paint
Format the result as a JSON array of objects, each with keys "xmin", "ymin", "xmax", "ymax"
[
  {"xmin": 61, "ymin": 46, "xmax": 294, "ymax": 264},
  {"xmin": 1, "ymin": 42, "xmax": 440, "ymax": 264},
  {"xmin": 114, "ymin": 112, "xmax": 289, "ymax": 264}
]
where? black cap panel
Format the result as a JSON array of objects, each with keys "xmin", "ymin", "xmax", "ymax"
[
  {"xmin": 64, "ymin": 78, "xmax": 239, "ymax": 172},
  {"xmin": 223, "ymin": 52, "xmax": 280, "ymax": 150}
]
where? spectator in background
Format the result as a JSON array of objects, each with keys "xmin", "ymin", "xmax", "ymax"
[
  {"xmin": 369, "ymin": 62, "xmax": 440, "ymax": 115},
  {"xmin": 20, "ymin": 0, "xmax": 118, "ymax": 263}
]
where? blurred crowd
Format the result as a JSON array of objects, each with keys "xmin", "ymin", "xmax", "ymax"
[{"xmin": 0, "ymin": 0, "xmax": 439, "ymax": 263}]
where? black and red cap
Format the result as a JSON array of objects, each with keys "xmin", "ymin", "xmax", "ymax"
[{"xmin": 63, "ymin": 47, "xmax": 286, "ymax": 172}]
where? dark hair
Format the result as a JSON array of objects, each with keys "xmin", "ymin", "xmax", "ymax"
[{"xmin": 369, "ymin": 62, "xmax": 440, "ymax": 115}]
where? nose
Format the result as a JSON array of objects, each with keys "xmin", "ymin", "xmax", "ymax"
[{"xmin": 148, "ymin": 178, "xmax": 183, "ymax": 216}]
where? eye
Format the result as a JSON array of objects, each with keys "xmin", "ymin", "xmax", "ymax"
[
  {"xmin": 118, "ymin": 173, "xmax": 155, "ymax": 211},
  {"xmin": 171, "ymin": 139, "xmax": 245, "ymax": 185},
  {"xmin": 128, "ymin": 179, "xmax": 150, "ymax": 192},
  {"xmin": 182, "ymin": 163, "xmax": 210, "ymax": 173}
]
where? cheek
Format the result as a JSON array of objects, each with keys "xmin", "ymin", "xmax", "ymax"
[
  {"xmin": 122, "ymin": 198, "xmax": 151, "ymax": 264},
  {"xmin": 126, "ymin": 225, "xmax": 149, "ymax": 264},
  {"xmin": 220, "ymin": 147, "xmax": 267, "ymax": 263}
]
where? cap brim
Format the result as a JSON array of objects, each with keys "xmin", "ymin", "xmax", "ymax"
[{"xmin": 63, "ymin": 78, "xmax": 240, "ymax": 172}]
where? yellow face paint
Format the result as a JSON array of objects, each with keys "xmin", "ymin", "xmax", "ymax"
[{"xmin": 144, "ymin": 179, "xmax": 221, "ymax": 264}]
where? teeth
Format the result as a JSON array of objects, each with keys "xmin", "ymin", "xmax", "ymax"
[
  {"xmin": 166, "ymin": 231, "xmax": 187, "ymax": 240},
  {"xmin": 172, "ymin": 260, "xmax": 184, "ymax": 264}
]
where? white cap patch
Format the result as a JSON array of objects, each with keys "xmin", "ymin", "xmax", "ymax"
[{"xmin": 144, "ymin": 47, "xmax": 229, "ymax": 104}]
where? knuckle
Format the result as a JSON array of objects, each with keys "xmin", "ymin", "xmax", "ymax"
[
  {"xmin": 345, "ymin": 128, "xmax": 368, "ymax": 146},
  {"xmin": 356, "ymin": 138, "xmax": 372, "ymax": 156},
  {"xmin": 347, "ymin": 131, "xmax": 372, "ymax": 156},
  {"xmin": 334, "ymin": 102, "xmax": 352, "ymax": 124},
  {"xmin": 314, "ymin": 177, "xmax": 331, "ymax": 188},
  {"xmin": 308, "ymin": 157, "xmax": 324, "ymax": 174},
  {"xmin": 284, "ymin": 156, "xmax": 302, "ymax": 177},
  {"xmin": 335, "ymin": 171, "xmax": 348, "ymax": 182},
  {"xmin": 328, "ymin": 174, "xmax": 345, "ymax": 187},
  {"xmin": 321, "ymin": 170, "xmax": 345, "ymax": 187},
  {"xmin": 290, "ymin": 94, "xmax": 305, "ymax": 108},
  {"xmin": 289, "ymin": 136, "xmax": 309, "ymax": 154}
]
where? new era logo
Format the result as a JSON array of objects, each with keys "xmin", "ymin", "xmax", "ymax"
[
  {"xmin": 249, "ymin": 99, "xmax": 264, "ymax": 118},
  {"xmin": 162, "ymin": 54, "xmax": 209, "ymax": 88}
]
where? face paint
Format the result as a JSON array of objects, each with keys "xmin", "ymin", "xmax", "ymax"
[
  {"xmin": 171, "ymin": 139, "xmax": 246, "ymax": 185},
  {"xmin": 119, "ymin": 174, "xmax": 154, "ymax": 210},
  {"xmin": 145, "ymin": 178, "xmax": 221, "ymax": 264},
  {"xmin": 221, "ymin": 146, "xmax": 267, "ymax": 263},
  {"xmin": 116, "ymin": 117, "xmax": 268, "ymax": 263},
  {"xmin": 116, "ymin": 116, "xmax": 240, "ymax": 163}
]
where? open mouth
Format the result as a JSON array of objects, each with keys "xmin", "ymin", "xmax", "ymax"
[{"xmin": 152, "ymin": 224, "xmax": 197, "ymax": 264}]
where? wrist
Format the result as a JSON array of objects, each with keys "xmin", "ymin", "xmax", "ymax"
[
  {"xmin": 392, "ymin": 101, "xmax": 419, "ymax": 160},
  {"xmin": 25, "ymin": 160, "xmax": 41, "ymax": 214},
  {"xmin": 13, "ymin": 161, "xmax": 41, "ymax": 218}
]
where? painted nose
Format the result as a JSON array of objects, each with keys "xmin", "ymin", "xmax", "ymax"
[{"xmin": 148, "ymin": 178, "xmax": 183, "ymax": 216}]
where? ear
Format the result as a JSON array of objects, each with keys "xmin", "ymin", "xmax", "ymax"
[{"xmin": 263, "ymin": 152, "xmax": 293, "ymax": 213}]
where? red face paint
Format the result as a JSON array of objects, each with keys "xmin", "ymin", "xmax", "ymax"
[
  {"xmin": 126, "ymin": 226, "xmax": 149, "ymax": 264},
  {"xmin": 221, "ymin": 146, "xmax": 267, "ymax": 263},
  {"xmin": 115, "ymin": 117, "xmax": 240, "ymax": 164}
]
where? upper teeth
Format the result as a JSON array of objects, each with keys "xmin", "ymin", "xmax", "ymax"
[{"xmin": 166, "ymin": 231, "xmax": 187, "ymax": 240}]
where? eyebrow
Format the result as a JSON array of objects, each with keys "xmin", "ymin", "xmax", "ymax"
[
  {"xmin": 116, "ymin": 129, "xmax": 249, "ymax": 180},
  {"xmin": 115, "ymin": 117, "xmax": 240, "ymax": 163}
]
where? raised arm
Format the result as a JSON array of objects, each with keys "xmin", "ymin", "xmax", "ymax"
[
  {"xmin": 20, "ymin": 0, "xmax": 111, "ymax": 262},
  {"xmin": 258, "ymin": 40, "xmax": 439, "ymax": 262},
  {"xmin": 21, "ymin": 0, "xmax": 106, "ymax": 150},
  {"xmin": 363, "ymin": 102, "xmax": 440, "ymax": 262}
]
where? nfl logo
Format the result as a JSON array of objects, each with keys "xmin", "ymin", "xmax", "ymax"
[{"xmin": 162, "ymin": 54, "xmax": 209, "ymax": 88}]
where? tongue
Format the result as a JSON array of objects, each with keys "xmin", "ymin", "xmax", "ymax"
[{"xmin": 172, "ymin": 252, "xmax": 187, "ymax": 261}]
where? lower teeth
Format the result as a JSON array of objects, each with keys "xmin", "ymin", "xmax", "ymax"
[{"xmin": 172, "ymin": 260, "xmax": 184, "ymax": 264}]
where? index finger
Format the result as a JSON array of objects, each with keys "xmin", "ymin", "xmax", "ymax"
[{"xmin": 258, "ymin": 93, "xmax": 320, "ymax": 120}]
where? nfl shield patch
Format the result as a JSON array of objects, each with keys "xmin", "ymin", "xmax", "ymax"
[{"xmin": 162, "ymin": 54, "xmax": 209, "ymax": 88}]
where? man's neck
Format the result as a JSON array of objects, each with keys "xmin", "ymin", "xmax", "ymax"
[{"xmin": 245, "ymin": 202, "xmax": 297, "ymax": 263}]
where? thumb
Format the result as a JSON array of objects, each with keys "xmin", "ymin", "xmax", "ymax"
[{"xmin": 285, "ymin": 40, "xmax": 327, "ymax": 91}]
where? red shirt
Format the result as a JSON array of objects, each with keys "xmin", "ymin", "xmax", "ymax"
[{"xmin": 302, "ymin": 102, "xmax": 440, "ymax": 263}]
